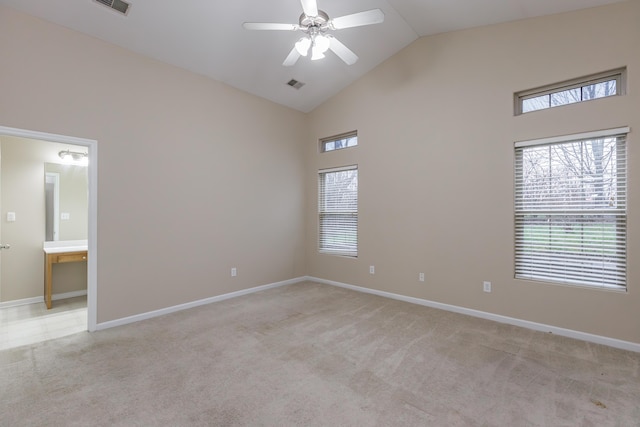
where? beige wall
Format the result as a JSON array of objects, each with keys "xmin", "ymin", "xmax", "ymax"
[
  {"xmin": 0, "ymin": 6, "xmax": 308, "ymax": 321},
  {"xmin": 0, "ymin": 136, "xmax": 87, "ymax": 301},
  {"xmin": 306, "ymin": 2, "xmax": 640, "ymax": 344}
]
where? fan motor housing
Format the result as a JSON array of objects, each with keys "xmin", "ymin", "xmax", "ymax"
[{"xmin": 299, "ymin": 10, "xmax": 329, "ymax": 27}]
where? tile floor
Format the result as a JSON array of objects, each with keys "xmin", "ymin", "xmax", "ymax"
[{"xmin": 0, "ymin": 296, "xmax": 87, "ymax": 350}]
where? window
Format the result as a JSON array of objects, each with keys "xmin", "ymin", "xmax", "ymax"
[
  {"xmin": 515, "ymin": 69, "xmax": 625, "ymax": 115},
  {"xmin": 318, "ymin": 166, "xmax": 358, "ymax": 257},
  {"xmin": 321, "ymin": 131, "xmax": 358, "ymax": 153},
  {"xmin": 514, "ymin": 128, "xmax": 628, "ymax": 289}
]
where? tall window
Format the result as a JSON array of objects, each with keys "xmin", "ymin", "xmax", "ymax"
[
  {"xmin": 318, "ymin": 166, "xmax": 358, "ymax": 257},
  {"xmin": 514, "ymin": 128, "xmax": 628, "ymax": 289}
]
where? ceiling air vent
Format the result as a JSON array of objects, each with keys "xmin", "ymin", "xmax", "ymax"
[
  {"xmin": 287, "ymin": 79, "xmax": 305, "ymax": 90},
  {"xmin": 94, "ymin": 0, "xmax": 131, "ymax": 15}
]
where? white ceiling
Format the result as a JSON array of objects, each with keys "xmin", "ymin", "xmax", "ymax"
[{"xmin": 0, "ymin": 0, "xmax": 626, "ymax": 112}]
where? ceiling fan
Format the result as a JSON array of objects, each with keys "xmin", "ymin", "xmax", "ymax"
[{"xmin": 243, "ymin": 0, "xmax": 384, "ymax": 66}]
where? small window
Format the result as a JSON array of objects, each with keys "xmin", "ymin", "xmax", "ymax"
[
  {"xmin": 320, "ymin": 131, "xmax": 358, "ymax": 153},
  {"xmin": 515, "ymin": 69, "xmax": 625, "ymax": 115},
  {"xmin": 514, "ymin": 127, "xmax": 628, "ymax": 290},
  {"xmin": 318, "ymin": 166, "xmax": 358, "ymax": 257}
]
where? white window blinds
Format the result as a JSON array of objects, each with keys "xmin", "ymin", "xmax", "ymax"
[
  {"xmin": 318, "ymin": 166, "xmax": 358, "ymax": 257},
  {"xmin": 514, "ymin": 129, "xmax": 628, "ymax": 289}
]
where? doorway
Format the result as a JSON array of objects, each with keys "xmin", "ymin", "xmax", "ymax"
[{"xmin": 0, "ymin": 126, "xmax": 97, "ymax": 348}]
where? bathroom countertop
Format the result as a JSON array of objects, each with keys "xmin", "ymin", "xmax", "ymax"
[{"xmin": 43, "ymin": 240, "xmax": 88, "ymax": 254}]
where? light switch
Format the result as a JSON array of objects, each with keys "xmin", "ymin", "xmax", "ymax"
[
  {"xmin": 7, "ymin": 212, "xmax": 16, "ymax": 222},
  {"xmin": 61, "ymin": 213, "xmax": 70, "ymax": 220}
]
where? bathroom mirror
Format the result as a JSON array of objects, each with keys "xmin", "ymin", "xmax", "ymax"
[{"xmin": 44, "ymin": 162, "xmax": 88, "ymax": 241}]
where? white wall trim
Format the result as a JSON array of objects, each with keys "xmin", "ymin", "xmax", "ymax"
[
  {"xmin": 306, "ymin": 276, "xmax": 640, "ymax": 353},
  {"xmin": 0, "ymin": 296, "xmax": 42, "ymax": 309},
  {"xmin": 0, "ymin": 290, "xmax": 87, "ymax": 308},
  {"xmin": 52, "ymin": 290, "xmax": 87, "ymax": 301},
  {"xmin": 95, "ymin": 277, "xmax": 306, "ymax": 331},
  {"xmin": 0, "ymin": 125, "xmax": 98, "ymax": 332}
]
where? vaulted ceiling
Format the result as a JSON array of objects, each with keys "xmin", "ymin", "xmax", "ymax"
[{"xmin": 0, "ymin": 0, "xmax": 626, "ymax": 112}]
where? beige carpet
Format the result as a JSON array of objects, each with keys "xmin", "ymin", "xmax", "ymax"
[{"xmin": 1, "ymin": 281, "xmax": 639, "ymax": 426}]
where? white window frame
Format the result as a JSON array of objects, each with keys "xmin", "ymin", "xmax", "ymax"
[
  {"xmin": 318, "ymin": 165, "xmax": 358, "ymax": 257},
  {"xmin": 320, "ymin": 131, "xmax": 358, "ymax": 153},
  {"xmin": 515, "ymin": 68, "xmax": 626, "ymax": 115},
  {"xmin": 514, "ymin": 127, "xmax": 629, "ymax": 290}
]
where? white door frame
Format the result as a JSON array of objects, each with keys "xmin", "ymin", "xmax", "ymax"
[{"xmin": 0, "ymin": 126, "xmax": 98, "ymax": 332}]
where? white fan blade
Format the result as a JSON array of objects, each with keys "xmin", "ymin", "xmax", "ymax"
[
  {"xmin": 331, "ymin": 9, "xmax": 384, "ymax": 30},
  {"xmin": 283, "ymin": 47, "xmax": 301, "ymax": 67},
  {"xmin": 300, "ymin": 0, "xmax": 318, "ymax": 17},
  {"xmin": 243, "ymin": 22, "xmax": 299, "ymax": 31},
  {"xmin": 328, "ymin": 36, "xmax": 358, "ymax": 65}
]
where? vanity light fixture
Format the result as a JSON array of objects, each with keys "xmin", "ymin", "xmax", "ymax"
[{"xmin": 59, "ymin": 150, "xmax": 88, "ymax": 164}]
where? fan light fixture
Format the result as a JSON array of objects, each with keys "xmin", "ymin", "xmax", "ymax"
[
  {"xmin": 295, "ymin": 37, "xmax": 311, "ymax": 56},
  {"xmin": 295, "ymin": 34, "xmax": 330, "ymax": 60},
  {"xmin": 59, "ymin": 150, "xmax": 88, "ymax": 165},
  {"xmin": 243, "ymin": 1, "xmax": 384, "ymax": 67},
  {"xmin": 311, "ymin": 34, "xmax": 330, "ymax": 60}
]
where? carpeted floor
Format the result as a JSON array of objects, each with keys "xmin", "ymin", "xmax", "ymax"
[{"xmin": 1, "ymin": 281, "xmax": 639, "ymax": 426}]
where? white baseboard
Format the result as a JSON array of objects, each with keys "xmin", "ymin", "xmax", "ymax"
[
  {"xmin": 306, "ymin": 276, "xmax": 640, "ymax": 353},
  {"xmin": 92, "ymin": 275, "xmax": 640, "ymax": 353},
  {"xmin": 52, "ymin": 290, "xmax": 87, "ymax": 301},
  {"xmin": 0, "ymin": 290, "xmax": 87, "ymax": 309},
  {"xmin": 0, "ymin": 296, "xmax": 42, "ymax": 309},
  {"xmin": 95, "ymin": 277, "xmax": 306, "ymax": 331}
]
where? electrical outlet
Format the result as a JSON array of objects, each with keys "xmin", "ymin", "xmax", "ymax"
[
  {"xmin": 419, "ymin": 273, "xmax": 425, "ymax": 282},
  {"xmin": 483, "ymin": 281, "xmax": 492, "ymax": 293},
  {"xmin": 231, "ymin": 267, "xmax": 237, "ymax": 277},
  {"xmin": 369, "ymin": 265, "xmax": 375, "ymax": 275}
]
